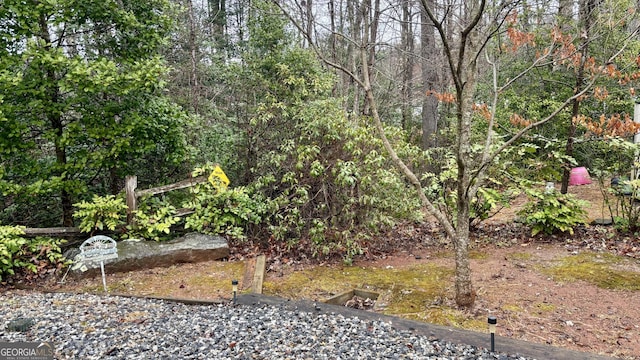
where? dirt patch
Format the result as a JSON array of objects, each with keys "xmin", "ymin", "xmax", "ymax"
[{"xmin": 11, "ymin": 182, "xmax": 640, "ymax": 359}]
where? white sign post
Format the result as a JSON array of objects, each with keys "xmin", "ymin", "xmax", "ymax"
[{"xmin": 76, "ymin": 235, "xmax": 118, "ymax": 292}]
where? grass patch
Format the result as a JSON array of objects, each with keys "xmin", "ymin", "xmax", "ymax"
[
  {"xmin": 78, "ymin": 261, "xmax": 246, "ymax": 297},
  {"xmin": 542, "ymin": 252, "xmax": 640, "ymax": 291}
]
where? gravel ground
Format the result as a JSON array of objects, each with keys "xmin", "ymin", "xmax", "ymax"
[{"xmin": 0, "ymin": 291, "xmax": 534, "ymax": 360}]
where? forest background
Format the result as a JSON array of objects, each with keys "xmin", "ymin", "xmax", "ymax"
[{"xmin": 2, "ymin": 0, "xmax": 640, "ymax": 308}]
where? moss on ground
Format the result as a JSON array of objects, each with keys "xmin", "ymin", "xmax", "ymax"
[
  {"xmin": 501, "ymin": 304, "xmax": 523, "ymax": 312},
  {"xmin": 79, "ymin": 261, "xmax": 246, "ymax": 297},
  {"xmin": 505, "ymin": 252, "xmax": 533, "ymax": 261},
  {"xmin": 542, "ymin": 252, "xmax": 640, "ymax": 291},
  {"xmin": 534, "ymin": 302, "xmax": 556, "ymax": 312},
  {"xmin": 263, "ymin": 263, "xmax": 486, "ymax": 329}
]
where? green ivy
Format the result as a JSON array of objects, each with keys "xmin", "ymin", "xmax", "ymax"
[
  {"xmin": 73, "ymin": 195, "xmax": 128, "ymax": 235},
  {"xmin": 517, "ymin": 190, "xmax": 588, "ymax": 236}
]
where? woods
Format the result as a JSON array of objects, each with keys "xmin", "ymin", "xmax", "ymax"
[{"xmin": 2, "ymin": 0, "xmax": 640, "ymax": 307}]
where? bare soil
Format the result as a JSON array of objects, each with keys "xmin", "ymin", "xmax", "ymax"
[{"xmin": 22, "ymin": 183, "xmax": 640, "ymax": 359}]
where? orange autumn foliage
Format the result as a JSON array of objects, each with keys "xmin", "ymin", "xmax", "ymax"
[
  {"xmin": 426, "ymin": 90, "xmax": 456, "ymax": 103},
  {"xmin": 472, "ymin": 103, "xmax": 492, "ymax": 121},
  {"xmin": 576, "ymin": 114, "xmax": 640, "ymax": 137},
  {"xmin": 510, "ymin": 113, "xmax": 532, "ymax": 127}
]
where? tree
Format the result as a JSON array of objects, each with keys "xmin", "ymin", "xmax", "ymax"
[
  {"xmin": 420, "ymin": 0, "xmax": 440, "ymax": 148},
  {"xmin": 274, "ymin": 0, "xmax": 640, "ymax": 307},
  {"xmin": 0, "ymin": 0, "xmax": 190, "ymax": 227}
]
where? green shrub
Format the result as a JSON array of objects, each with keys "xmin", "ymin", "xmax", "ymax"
[
  {"xmin": 611, "ymin": 179, "xmax": 640, "ymax": 233},
  {"xmin": 471, "ymin": 187, "xmax": 516, "ymax": 226},
  {"xmin": 517, "ymin": 190, "xmax": 588, "ymax": 236},
  {"xmin": 0, "ymin": 225, "xmax": 67, "ymax": 281},
  {"xmin": 125, "ymin": 197, "xmax": 181, "ymax": 241},
  {"xmin": 184, "ymin": 165, "xmax": 266, "ymax": 240},
  {"xmin": 587, "ymin": 137, "xmax": 639, "ymax": 231},
  {"xmin": 73, "ymin": 195, "xmax": 128, "ymax": 235},
  {"xmin": 250, "ymin": 106, "xmax": 423, "ymax": 262}
]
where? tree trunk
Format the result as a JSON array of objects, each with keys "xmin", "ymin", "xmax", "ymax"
[
  {"xmin": 420, "ymin": 0, "xmax": 438, "ymax": 148},
  {"xmin": 453, "ymin": 68, "xmax": 477, "ymax": 308},
  {"xmin": 454, "ymin": 200, "xmax": 474, "ymax": 306},
  {"xmin": 305, "ymin": 0, "xmax": 313, "ymax": 48},
  {"xmin": 39, "ymin": 13, "xmax": 73, "ymax": 227},
  {"xmin": 363, "ymin": 0, "xmax": 380, "ymax": 116},
  {"xmin": 329, "ymin": 0, "xmax": 337, "ymax": 67},
  {"xmin": 401, "ymin": 0, "xmax": 414, "ymax": 130},
  {"xmin": 561, "ymin": 0, "xmax": 593, "ymax": 194},
  {"xmin": 188, "ymin": 0, "xmax": 199, "ymax": 113},
  {"xmin": 350, "ymin": 0, "xmax": 363, "ymax": 117}
]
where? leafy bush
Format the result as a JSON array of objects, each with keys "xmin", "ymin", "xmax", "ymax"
[
  {"xmin": 471, "ymin": 187, "xmax": 516, "ymax": 226},
  {"xmin": 421, "ymin": 146, "xmax": 518, "ymax": 227},
  {"xmin": 73, "ymin": 195, "xmax": 128, "ymax": 235},
  {"xmin": 0, "ymin": 225, "xmax": 67, "ymax": 281},
  {"xmin": 250, "ymin": 101, "xmax": 423, "ymax": 261},
  {"xmin": 610, "ymin": 179, "xmax": 640, "ymax": 233},
  {"xmin": 517, "ymin": 190, "xmax": 588, "ymax": 236},
  {"xmin": 125, "ymin": 197, "xmax": 181, "ymax": 241},
  {"xmin": 587, "ymin": 138, "xmax": 640, "ymax": 233},
  {"xmin": 184, "ymin": 165, "xmax": 266, "ymax": 240}
]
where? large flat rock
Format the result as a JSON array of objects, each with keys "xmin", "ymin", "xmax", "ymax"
[{"xmin": 71, "ymin": 233, "xmax": 229, "ymax": 277}]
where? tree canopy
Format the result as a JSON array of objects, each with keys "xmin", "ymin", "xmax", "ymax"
[{"xmin": 0, "ymin": 0, "xmax": 190, "ymax": 226}]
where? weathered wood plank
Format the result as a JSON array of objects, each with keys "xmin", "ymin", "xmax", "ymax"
[
  {"xmin": 323, "ymin": 289, "xmax": 379, "ymax": 306},
  {"xmin": 251, "ymin": 255, "xmax": 266, "ymax": 294},
  {"xmin": 23, "ymin": 227, "xmax": 82, "ymax": 237},
  {"xmin": 175, "ymin": 208, "xmax": 195, "ymax": 217},
  {"xmin": 135, "ymin": 176, "xmax": 207, "ymax": 197},
  {"xmin": 125, "ymin": 175, "xmax": 138, "ymax": 224},
  {"xmin": 242, "ymin": 257, "xmax": 256, "ymax": 291}
]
